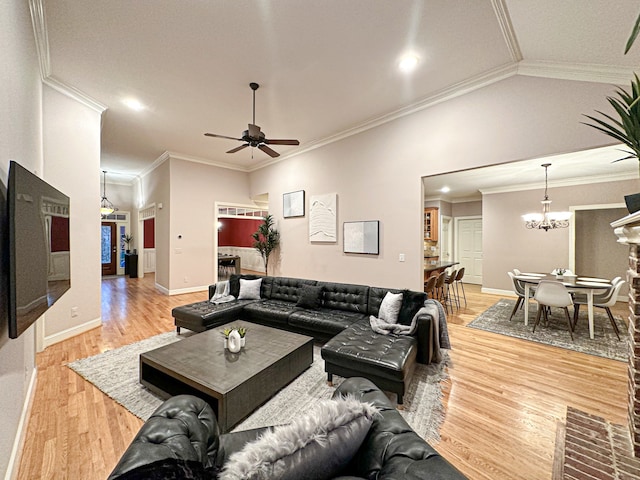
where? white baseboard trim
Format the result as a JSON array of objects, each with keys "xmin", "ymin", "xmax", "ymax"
[
  {"xmin": 5, "ymin": 366, "xmax": 37, "ymax": 480},
  {"xmin": 155, "ymin": 282, "xmax": 169, "ymax": 295},
  {"xmin": 481, "ymin": 288, "xmax": 517, "ymax": 297},
  {"xmin": 43, "ymin": 317, "xmax": 102, "ymax": 348},
  {"xmin": 167, "ymin": 285, "xmax": 208, "ymax": 296}
]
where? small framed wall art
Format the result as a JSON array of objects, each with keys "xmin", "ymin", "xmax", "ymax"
[
  {"xmin": 343, "ymin": 220, "xmax": 379, "ymax": 255},
  {"xmin": 283, "ymin": 190, "xmax": 305, "ymax": 218}
]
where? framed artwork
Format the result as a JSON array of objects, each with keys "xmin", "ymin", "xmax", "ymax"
[
  {"xmin": 283, "ymin": 190, "xmax": 305, "ymax": 218},
  {"xmin": 343, "ymin": 221, "xmax": 379, "ymax": 255},
  {"xmin": 309, "ymin": 193, "xmax": 337, "ymax": 242}
]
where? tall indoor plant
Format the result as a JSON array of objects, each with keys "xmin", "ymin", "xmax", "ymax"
[
  {"xmin": 252, "ymin": 214, "xmax": 280, "ymax": 275},
  {"xmin": 584, "ymin": 12, "xmax": 640, "ymax": 212}
]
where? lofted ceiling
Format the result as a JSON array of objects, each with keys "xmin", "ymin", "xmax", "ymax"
[{"xmin": 36, "ymin": 0, "xmax": 640, "ymax": 182}]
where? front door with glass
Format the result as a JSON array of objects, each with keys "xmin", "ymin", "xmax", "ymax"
[{"xmin": 101, "ymin": 222, "xmax": 117, "ymax": 276}]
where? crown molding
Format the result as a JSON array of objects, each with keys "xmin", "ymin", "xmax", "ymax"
[
  {"xmin": 167, "ymin": 151, "xmax": 250, "ymax": 172},
  {"xmin": 517, "ymin": 60, "xmax": 635, "ymax": 86},
  {"xmin": 29, "ymin": 0, "xmax": 50, "ymax": 77},
  {"xmin": 138, "ymin": 151, "xmax": 170, "ymax": 179},
  {"xmin": 479, "ymin": 170, "xmax": 638, "ymax": 195},
  {"xmin": 29, "ymin": 0, "xmax": 107, "ymax": 114},
  {"xmin": 43, "ymin": 76, "xmax": 108, "ymax": 113},
  {"xmin": 249, "ymin": 62, "xmax": 519, "ymax": 172},
  {"xmin": 491, "ymin": 0, "xmax": 522, "ymax": 62}
]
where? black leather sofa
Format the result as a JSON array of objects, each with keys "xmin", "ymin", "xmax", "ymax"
[
  {"xmin": 108, "ymin": 377, "xmax": 468, "ymax": 479},
  {"xmin": 172, "ymin": 274, "xmax": 446, "ymax": 405}
]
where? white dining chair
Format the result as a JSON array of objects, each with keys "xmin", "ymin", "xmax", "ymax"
[
  {"xmin": 532, "ymin": 280, "xmax": 574, "ymax": 340},
  {"xmin": 573, "ymin": 280, "xmax": 625, "ymax": 340},
  {"xmin": 507, "ymin": 271, "xmax": 532, "ymax": 321}
]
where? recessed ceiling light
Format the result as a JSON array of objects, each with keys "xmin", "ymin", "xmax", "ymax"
[
  {"xmin": 398, "ymin": 54, "xmax": 419, "ymax": 73},
  {"xmin": 123, "ymin": 97, "xmax": 145, "ymax": 111},
  {"xmin": 440, "ymin": 186, "xmax": 450, "ymax": 193}
]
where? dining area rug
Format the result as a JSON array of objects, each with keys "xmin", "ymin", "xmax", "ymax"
[{"xmin": 467, "ymin": 299, "xmax": 628, "ymax": 361}]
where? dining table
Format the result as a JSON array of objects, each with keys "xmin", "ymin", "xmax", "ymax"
[{"xmin": 514, "ymin": 273, "xmax": 613, "ymax": 340}]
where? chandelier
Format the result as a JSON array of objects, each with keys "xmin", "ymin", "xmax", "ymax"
[
  {"xmin": 100, "ymin": 170, "xmax": 118, "ymax": 216},
  {"xmin": 522, "ymin": 163, "xmax": 571, "ymax": 231}
]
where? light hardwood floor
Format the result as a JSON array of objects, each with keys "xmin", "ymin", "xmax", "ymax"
[{"xmin": 16, "ymin": 275, "xmax": 628, "ymax": 479}]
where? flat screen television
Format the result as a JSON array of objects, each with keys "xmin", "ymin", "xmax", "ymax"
[{"xmin": 8, "ymin": 160, "xmax": 70, "ymax": 339}]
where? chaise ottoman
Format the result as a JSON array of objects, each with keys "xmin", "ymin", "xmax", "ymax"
[{"xmin": 321, "ymin": 319, "xmax": 417, "ymax": 407}]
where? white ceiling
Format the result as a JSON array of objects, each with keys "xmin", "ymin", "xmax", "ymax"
[{"xmin": 37, "ymin": 0, "xmax": 640, "ymax": 182}]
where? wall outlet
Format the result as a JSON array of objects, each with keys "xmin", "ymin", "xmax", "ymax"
[
  {"xmin": 71, "ymin": 306, "xmax": 78, "ymax": 318},
  {"xmin": 184, "ymin": 276, "xmax": 189, "ymax": 283},
  {"xmin": 175, "ymin": 248, "xmax": 182, "ymax": 254},
  {"xmin": 399, "ymin": 253, "xmax": 405, "ymax": 262}
]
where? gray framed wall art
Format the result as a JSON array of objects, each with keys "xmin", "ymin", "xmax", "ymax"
[
  {"xmin": 283, "ymin": 190, "xmax": 305, "ymax": 218},
  {"xmin": 343, "ymin": 220, "xmax": 379, "ymax": 254}
]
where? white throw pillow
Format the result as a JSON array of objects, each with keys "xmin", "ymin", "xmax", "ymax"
[
  {"xmin": 219, "ymin": 396, "xmax": 378, "ymax": 480},
  {"xmin": 238, "ymin": 278, "xmax": 262, "ymax": 300},
  {"xmin": 378, "ymin": 291, "xmax": 403, "ymax": 324}
]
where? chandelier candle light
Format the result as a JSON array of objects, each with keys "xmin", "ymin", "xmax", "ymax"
[
  {"xmin": 522, "ymin": 163, "xmax": 571, "ymax": 232},
  {"xmin": 100, "ymin": 170, "xmax": 117, "ymax": 216}
]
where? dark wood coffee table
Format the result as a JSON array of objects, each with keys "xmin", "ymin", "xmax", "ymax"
[{"xmin": 140, "ymin": 320, "xmax": 314, "ymax": 432}]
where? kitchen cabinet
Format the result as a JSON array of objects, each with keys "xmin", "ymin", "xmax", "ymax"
[{"xmin": 424, "ymin": 207, "xmax": 439, "ymax": 241}]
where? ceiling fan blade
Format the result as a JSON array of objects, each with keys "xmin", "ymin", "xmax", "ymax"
[
  {"xmin": 264, "ymin": 139, "xmax": 300, "ymax": 146},
  {"xmin": 258, "ymin": 144, "xmax": 280, "ymax": 158},
  {"xmin": 227, "ymin": 144, "xmax": 249, "ymax": 154},
  {"xmin": 204, "ymin": 133, "xmax": 243, "ymax": 141},
  {"xmin": 248, "ymin": 124, "xmax": 261, "ymax": 138}
]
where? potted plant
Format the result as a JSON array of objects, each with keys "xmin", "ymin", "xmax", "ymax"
[
  {"xmin": 221, "ymin": 327, "xmax": 234, "ymax": 349},
  {"xmin": 237, "ymin": 326, "xmax": 247, "ymax": 347},
  {"xmin": 252, "ymin": 214, "xmax": 280, "ymax": 275},
  {"xmin": 122, "ymin": 234, "xmax": 134, "ymax": 253},
  {"xmin": 584, "ymin": 13, "xmax": 640, "ymax": 213}
]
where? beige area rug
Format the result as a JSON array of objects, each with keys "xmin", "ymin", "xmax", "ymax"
[{"xmin": 68, "ymin": 332, "xmax": 450, "ymax": 442}]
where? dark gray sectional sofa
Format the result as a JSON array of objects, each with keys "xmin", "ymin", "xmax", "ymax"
[
  {"xmin": 108, "ymin": 377, "xmax": 468, "ymax": 479},
  {"xmin": 172, "ymin": 274, "xmax": 446, "ymax": 405}
]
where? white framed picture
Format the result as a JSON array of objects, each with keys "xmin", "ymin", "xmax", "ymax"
[{"xmin": 309, "ymin": 193, "xmax": 337, "ymax": 242}]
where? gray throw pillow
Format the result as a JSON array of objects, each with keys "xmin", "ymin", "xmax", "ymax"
[
  {"xmin": 296, "ymin": 285, "xmax": 324, "ymax": 310},
  {"xmin": 219, "ymin": 397, "xmax": 378, "ymax": 480},
  {"xmin": 238, "ymin": 278, "xmax": 262, "ymax": 300},
  {"xmin": 378, "ymin": 291, "xmax": 403, "ymax": 324}
]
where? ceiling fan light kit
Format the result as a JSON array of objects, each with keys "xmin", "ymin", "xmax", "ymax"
[{"xmin": 204, "ymin": 82, "xmax": 299, "ymax": 158}]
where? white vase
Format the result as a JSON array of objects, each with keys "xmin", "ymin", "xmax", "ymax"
[
  {"xmin": 228, "ymin": 330, "xmax": 242, "ymax": 353},
  {"xmin": 241, "ymin": 337, "xmax": 246, "ymax": 348},
  {"xmin": 224, "ymin": 338, "xmax": 228, "ymax": 349}
]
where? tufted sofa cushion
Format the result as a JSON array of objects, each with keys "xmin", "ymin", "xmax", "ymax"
[
  {"xmin": 172, "ymin": 300, "xmax": 254, "ymax": 332},
  {"xmin": 322, "ymin": 319, "xmax": 417, "ymax": 382},
  {"xmin": 242, "ymin": 299, "xmax": 301, "ymax": 327},
  {"xmin": 318, "ymin": 282, "xmax": 370, "ymax": 314},
  {"xmin": 333, "ymin": 378, "xmax": 467, "ymax": 479},
  {"xmin": 288, "ymin": 308, "xmax": 368, "ymax": 336},
  {"xmin": 266, "ymin": 277, "xmax": 317, "ymax": 302},
  {"xmin": 108, "ymin": 395, "xmax": 220, "ymax": 479}
]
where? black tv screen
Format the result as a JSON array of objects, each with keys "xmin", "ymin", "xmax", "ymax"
[{"xmin": 8, "ymin": 160, "xmax": 70, "ymax": 339}]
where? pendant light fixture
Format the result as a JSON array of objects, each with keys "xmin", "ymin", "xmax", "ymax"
[
  {"xmin": 100, "ymin": 170, "xmax": 117, "ymax": 216},
  {"xmin": 522, "ymin": 163, "xmax": 571, "ymax": 231}
]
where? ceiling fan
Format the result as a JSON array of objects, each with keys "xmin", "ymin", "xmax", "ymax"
[{"xmin": 204, "ymin": 82, "xmax": 299, "ymax": 158}]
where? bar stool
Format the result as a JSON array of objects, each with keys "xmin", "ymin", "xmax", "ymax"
[
  {"xmin": 453, "ymin": 267, "xmax": 466, "ymax": 307},
  {"xmin": 424, "ymin": 275, "xmax": 437, "ymax": 299},
  {"xmin": 444, "ymin": 269, "xmax": 457, "ymax": 312},
  {"xmin": 434, "ymin": 271, "xmax": 447, "ymax": 305}
]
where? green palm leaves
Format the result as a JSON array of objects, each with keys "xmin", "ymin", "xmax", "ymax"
[{"xmin": 252, "ymin": 214, "xmax": 280, "ymax": 275}]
